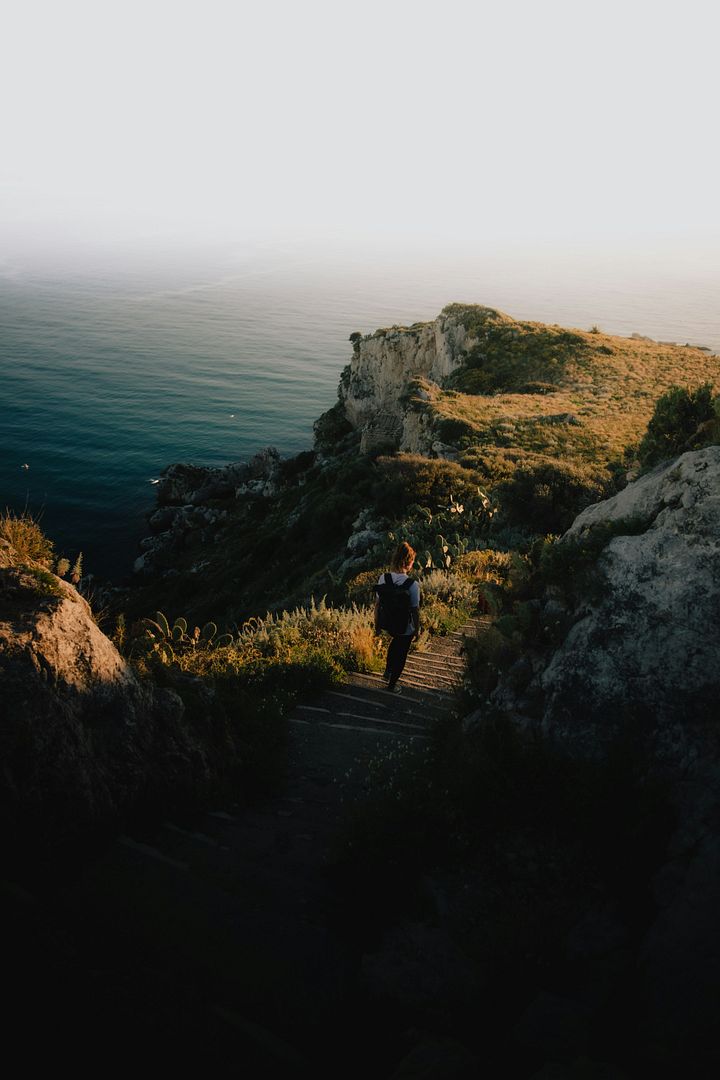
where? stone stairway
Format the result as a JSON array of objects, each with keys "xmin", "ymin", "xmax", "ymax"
[{"xmin": 53, "ymin": 615, "xmax": 491, "ymax": 1073}]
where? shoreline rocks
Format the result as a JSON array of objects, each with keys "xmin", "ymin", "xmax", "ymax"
[{"xmin": 134, "ymin": 447, "xmax": 282, "ymax": 577}]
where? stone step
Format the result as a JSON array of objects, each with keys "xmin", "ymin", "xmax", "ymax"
[
  {"xmin": 338, "ymin": 682, "xmax": 451, "ymax": 717},
  {"xmin": 351, "ymin": 672, "xmax": 456, "ymax": 704},
  {"xmin": 293, "ymin": 706, "xmax": 426, "ymax": 733},
  {"xmin": 347, "ymin": 672, "xmax": 455, "ymax": 707},
  {"xmin": 413, "ymin": 651, "xmax": 465, "ymax": 667},
  {"xmin": 323, "ymin": 689, "xmax": 439, "ymax": 723},
  {"xmin": 290, "ymin": 717, "xmax": 429, "ymax": 742},
  {"xmin": 402, "ymin": 660, "xmax": 462, "ymax": 685}
]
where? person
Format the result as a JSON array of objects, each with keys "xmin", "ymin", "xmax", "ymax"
[{"xmin": 374, "ymin": 541, "xmax": 421, "ymax": 694}]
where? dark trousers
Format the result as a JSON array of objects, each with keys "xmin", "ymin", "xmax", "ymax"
[{"xmin": 386, "ymin": 634, "xmax": 413, "ymax": 684}]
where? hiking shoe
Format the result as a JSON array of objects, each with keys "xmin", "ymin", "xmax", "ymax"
[{"xmin": 388, "ymin": 684, "xmax": 402, "ymax": 695}]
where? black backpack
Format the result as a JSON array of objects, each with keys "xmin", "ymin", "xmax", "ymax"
[{"xmin": 375, "ymin": 573, "xmax": 414, "ymax": 636}]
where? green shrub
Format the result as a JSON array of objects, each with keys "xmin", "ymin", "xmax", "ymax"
[
  {"xmin": 18, "ymin": 565, "xmax": 64, "ymax": 598},
  {"xmin": 435, "ymin": 417, "xmax": 476, "ymax": 445},
  {"xmin": 494, "ymin": 460, "xmax": 611, "ymax": 535},
  {"xmin": 637, "ymin": 383, "xmax": 717, "ymax": 466},
  {"xmin": 313, "ymin": 402, "xmax": 354, "ymax": 453},
  {"xmin": 374, "ymin": 455, "xmax": 484, "ymax": 516},
  {"xmin": 450, "ymin": 314, "xmax": 591, "ymax": 395}
]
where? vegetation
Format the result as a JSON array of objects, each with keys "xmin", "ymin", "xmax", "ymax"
[
  {"xmin": 16, "ymin": 565, "xmax": 65, "ymax": 598},
  {"xmin": 335, "ymin": 708, "xmax": 675, "ymax": 976},
  {"xmin": 0, "ymin": 509, "xmax": 55, "ymax": 566},
  {"xmin": 428, "ymin": 306, "xmax": 719, "ymax": 473},
  {"xmin": 636, "ymin": 382, "xmax": 719, "ymax": 466}
]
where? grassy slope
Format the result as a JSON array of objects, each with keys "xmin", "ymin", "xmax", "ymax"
[
  {"xmin": 422, "ymin": 305, "xmax": 720, "ymax": 473},
  {"xmin": 123, "ymin": 306, "xmax": 720, "ymax": 626}
]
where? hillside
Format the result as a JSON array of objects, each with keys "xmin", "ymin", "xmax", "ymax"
[
  {"xmin": 121, "ymin": 303, "xmax": 720, "ymax": 626},
  {"xmin": 5, "ymin": 307, "xmax": 720, "ymax": 1076},
  {"xmin": 341, "ymin": 302, "xmax": 720, "ymax": 471}
]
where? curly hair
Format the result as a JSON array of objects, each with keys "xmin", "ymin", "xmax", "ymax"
[{"xmin": 390, "ymin": 541, "xmax": 416, "ymax": 573}]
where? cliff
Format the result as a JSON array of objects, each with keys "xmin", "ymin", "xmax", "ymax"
[
  {"xmin": 124, "ymin": 303, "xmax": 720, "ymax": 626},
  {"xmin": 340, "ymin": 307, "xmax": 476, "ymax": 454},
  {"xmin": 336, "ymin": 303, "xmax": 720, "ymax": 470},
  {"xmin": 481, "ymin": 446, "xmax": 720, "ymax": 1064}
]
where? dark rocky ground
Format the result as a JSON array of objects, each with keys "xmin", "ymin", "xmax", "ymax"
[{"xmin": 2, "ymin": 620, "xmax": 486, "ymax": 1076}]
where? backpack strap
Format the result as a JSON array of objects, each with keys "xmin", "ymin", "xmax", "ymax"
[{"xmin": 384, "ymin": 573, "xmax": 393, "ymax": 586}]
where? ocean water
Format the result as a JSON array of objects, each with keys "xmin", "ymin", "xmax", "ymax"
[{"xmin": 2, "ymin": 241, "xmax": 719, "ymax": 579}]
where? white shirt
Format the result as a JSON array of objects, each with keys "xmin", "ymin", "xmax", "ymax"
[{"xmin": 377, "ymin": 572, "xmax": 421, "ymax": 636}]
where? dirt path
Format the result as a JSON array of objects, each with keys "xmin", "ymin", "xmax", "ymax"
[{"xmin": 53, "ymin": 617, "xmax": 490, "ymax": 1073}]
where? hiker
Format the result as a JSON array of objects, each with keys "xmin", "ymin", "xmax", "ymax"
[{"xmin": 374, "ymin": 541, "xmax": 420, "ymax": 693}]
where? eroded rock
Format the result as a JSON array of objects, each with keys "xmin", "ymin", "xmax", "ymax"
[{"xmin": 0, "ymin": 548, "xmax": 213, "ymax": 858}]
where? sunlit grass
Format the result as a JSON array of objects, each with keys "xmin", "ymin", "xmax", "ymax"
[{"xmin": 0, "ymin": 509, "xmax": 55, "ymax": 567}]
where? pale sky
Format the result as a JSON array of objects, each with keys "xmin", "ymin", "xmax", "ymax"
[{"xmin": 1, "ymin": 0, "xmax": 717, "ymax": 255}]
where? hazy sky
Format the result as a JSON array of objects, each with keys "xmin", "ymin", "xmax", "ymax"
[{"xmin": 2, "ymin": 0, "xmax": 717, "ymax": 255}]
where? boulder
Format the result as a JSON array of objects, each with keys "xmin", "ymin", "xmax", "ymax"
[
  {"xmin": 0, "ymin": 548, "xmax": 212, "ymax": 860},
  {"xmin": 492, "ymin": 447, "xmax": 720, "ymax": 1072},
  {"xmin": 516, "ymin": 447, "xmax": 720, "ymax": 757},
  {"xmin": 156, "ymin": 463, "xmax": 216, "ymax": 506}
]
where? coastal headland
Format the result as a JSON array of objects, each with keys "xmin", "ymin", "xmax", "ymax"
[{"xmin": 2, "ymin": 303, "xmax": 720, "ymax": 1076}]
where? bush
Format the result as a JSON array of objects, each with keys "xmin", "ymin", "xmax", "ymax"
[
  {"xmin": 0, "ymin": 510, "xmax": 55, "ymax": 567},
  {"xmin": 374, "ymin": 455, "xmax": 484, "ymax": 517},
  {"xmin": 435, "ymin": 417, "xmax": 476, "ymax": 445},
  {"xmin": 335, "ymin": 706, "xmax": 675, "ymax": 966},
  {"xmin": 451, "ymin": 317, "xmax": 591, "ymax": 395},
  {"xmin": 313, "ymin": 402, "xmax": 354, "ymax": 453},
  {"xmin": 637, "ymin": 383, "xmax": 717, "ymax": 466},
  {"xmin": 494, "ymin": 460, "xmax": 611, "ymax": 535}
]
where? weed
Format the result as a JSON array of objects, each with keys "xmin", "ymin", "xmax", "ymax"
[{"xmin": 0, "ymin": 510, "xmax": 55, "ymax": 567}]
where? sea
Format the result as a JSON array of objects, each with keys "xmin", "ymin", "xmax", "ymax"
[{"xmin": 2, "ymin": 239, "xmax": 719, "ymax": 579}]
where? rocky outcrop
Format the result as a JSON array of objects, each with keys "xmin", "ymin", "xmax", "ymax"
[
  {"xmin": 135, "ymin": 447, "xmax": 282, "ymax": 576},
  {"xmin": 157, "ymin": 447, "xmax": 281, "ymax": 507},
  {"xmin": 528, "ymin": 446, "xmax": 720, "ymax": 755},
  {"xmin": 340, "ymin": 308, "xmax": 481, "ymax": 454},
  {"xmin": 0, "ymin": 546, "xmax": 217, "ymax": 860},
  {"xmin": 489, "ymin": 447, "xmax": 720, "ymax": 1072}
]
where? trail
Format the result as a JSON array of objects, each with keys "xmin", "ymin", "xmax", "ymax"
[{"xmin": 54, "ymin": 617, "xmax": 491, "ymax": 1073}]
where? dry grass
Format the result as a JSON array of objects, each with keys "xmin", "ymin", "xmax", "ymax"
[
  {"xmin": 0, "ymin": 509, "xmax": 55, "ymax": 567},
  {"xmin": 429, "ymin": 319, "xmax": 720, "ymax": 466}
]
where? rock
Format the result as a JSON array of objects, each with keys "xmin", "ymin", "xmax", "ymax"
[
  {"xmin": 564, "ymin": 901, "xmax": 630, "ymax": 964},
  {"xmin": 148, "ymin": 507, "xmax": 177, "ymax": 532},
  {"xmin": 156, "ymin": 463, "xmax": 215, "ymax": 506},
  {"xmin": 431, "ymin": 441, "xmax": 459, "ymax": 461},
  {"xmin": 190, "ymin": 480, "xmax": 235, "ymax": 505},
  {"xmin": 514, "ymin": 447, "xmax": 720, "ymax": 757},
  {"xmin": 494, "ymin": 447, "xmax": 720, "ymax": 1074},
  {"xmin": 635, "ymin": 830, "xmax": 720, "ymax": 1074},
  {"xmin": 346, "ymin": 528, "xmax": 384, "ymax": 557},
  {"xmin": 0, "ymin": 546, "xmax": 214, "ymax": 860},
  {"xmin": 340, "ymin": 310, "xmax": 479, "ymax": 455}
]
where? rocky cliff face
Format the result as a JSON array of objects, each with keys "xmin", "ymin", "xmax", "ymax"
[
  {"xmin": 340, "ymin": 308, "xmax": 478, "ymax": 454},
  {"xmin": 488, "ymin": 447, "xmax": 720, "ymax": 1065},
  {"xmin": 527, "ymin": 446, "xmax": 720, "ymax": 756},
  {"xmin": 0, "ymin": 540, "xmax": 218, "ymax": 861},
  {"xmin": 134, "ymin": 447, "xmax": 283, "ymax": 576}
]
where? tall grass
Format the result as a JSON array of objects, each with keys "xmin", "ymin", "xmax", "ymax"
[{"xmin": 0, "ymin": 509, "xmax": 55, "ymax": 566}]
